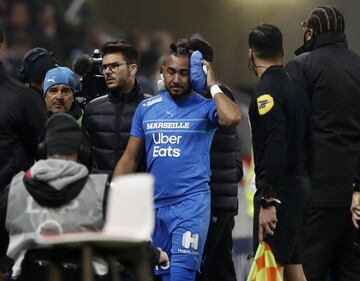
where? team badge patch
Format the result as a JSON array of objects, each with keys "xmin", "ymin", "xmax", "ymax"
[{"xmin": 257, "ymin": 94, "xmax": 274, "ymax": 115}]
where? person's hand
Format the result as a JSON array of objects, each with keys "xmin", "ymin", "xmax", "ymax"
[
  {"xmin": 258, "ymin": 206, "xmax": 277, "ymax": 242},
  {"xmin": 157, "ymin": 247, "xmax": 169, "ymax": 267},
  {"xmin": 351, "ymin": 191, "xmax": 360, "ymax": 228},
  {"xmin": 201, "ymin": 60, "xmax": 216, "ymax": 88}
]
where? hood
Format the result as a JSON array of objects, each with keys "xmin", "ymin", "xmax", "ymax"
[
  {"xmin": 23, "ymin": 159, "xmax": 89, "ymax": 207},
  {"xmin": 29, "ymin": 159, "xmax": 88, "ymax": 189}
]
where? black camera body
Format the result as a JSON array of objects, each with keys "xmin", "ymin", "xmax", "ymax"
[{"xmin": 74, "ymin": 49, "xmax": 107, "ymax": 106}]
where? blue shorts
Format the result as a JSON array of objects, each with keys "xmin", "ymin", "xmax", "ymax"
[{"xmin": 153, "ymin": 192, "xmax": 211, "ymax": 275}]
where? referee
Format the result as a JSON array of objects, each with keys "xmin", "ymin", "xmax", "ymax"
[{"xmin": 248, "ymin": 24, "xmax": 311, "ymax": 281}]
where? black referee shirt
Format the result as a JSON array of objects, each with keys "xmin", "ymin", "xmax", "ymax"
[{"xmin": 249, "ymin": 65, "xmax": 311, "ymax": 191}]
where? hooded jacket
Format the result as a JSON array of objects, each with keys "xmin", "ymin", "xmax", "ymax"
[
  {"xmin": 286, "ymin": 32, "xmax": 360, "ymax": 207},
  {"xmin": 0, "ymin": 159, "xmax": 108, "ymax": 277}
]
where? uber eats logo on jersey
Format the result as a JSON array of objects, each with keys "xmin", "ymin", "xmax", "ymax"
[
  {"xmin": 257, "ymin": 94, "xmax": 274, "ymax": 115},
  {"xmin": 152, "ymin": 132, "xmax": 182, "ymax": 157}
]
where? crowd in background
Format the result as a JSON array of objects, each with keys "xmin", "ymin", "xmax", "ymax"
[
  {"xmin": 0, "ymin": 0, "xmax": 178, "ymax": 96},
  {"xmin": 2, "ymin": 2, "xmax": 358, "ymax": 281}
]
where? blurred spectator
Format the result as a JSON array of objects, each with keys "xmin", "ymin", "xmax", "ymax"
[
  {"xmin": 68, "ymin": 23, "xmax": 104, "ymax": 66},
  {"xmin": 35, "ymin": 2, "xmax": 66, "ymax": 62},
  {"xmin": 137, "ymin": 49, "xmax": 161, "ymax": 95},
  {"xmin": 151, "ymin": 30, "xmax": 174, "ymax": 57},
  {"xmin": 4, "ymin": 32, "xmax": 33, "ymax": 78},
  {"xmin": 133, "ymin": 32, "xmax": 151, "ymax": 54},
  {"xmin": 4, "ymin": 2, "xmax": 40, "ymax": 48}
]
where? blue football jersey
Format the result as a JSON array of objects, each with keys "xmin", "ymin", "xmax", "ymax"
[{"xmin": 131, "ymin": 91, "xmax": 218, "ymax": 207}]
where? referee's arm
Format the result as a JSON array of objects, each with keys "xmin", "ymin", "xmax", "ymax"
[{"xmin": 260, "ymin": 93, "xmax": 287, "ymax": 190}]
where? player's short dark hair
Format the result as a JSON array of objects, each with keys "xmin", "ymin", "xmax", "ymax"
[
  {"xmin": 101, "ymin": 40, "xmax": 139, "ymax": 65},
  {"xmin": 176, "ymin": 38, "xmax": 214, "ymax": 62},
  {"xmin": 248, "ymin": 23, "xmax": 283, "ymax": 59},
  {"xmin": 306, "ymin": 6, "xmax": 345, "ymax": 34}
]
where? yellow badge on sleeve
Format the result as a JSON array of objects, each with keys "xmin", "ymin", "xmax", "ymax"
[{"xmin": 257, "ymin": 94, "xmax": 274, "ymax": 115}]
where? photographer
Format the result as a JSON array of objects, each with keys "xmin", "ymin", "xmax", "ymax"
[{"xmin": 82, "ymin": 40, "xmax": 150, "ymax": 175}]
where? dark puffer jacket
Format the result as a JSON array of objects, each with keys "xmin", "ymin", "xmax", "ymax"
[
  {"xmin": 83, "ymin": 82, "xmax": 149, "ymax": 175},
  {"xmin": 0, "ymin": 63, "xmax": 46, "ymax": 191},
  {"xmin": 286, "ymin": 32, "xmax": 360, "ymax": 207},
  {"xmin": 204, "ymin": 85, "xmax": 243, "ymax": 213}
]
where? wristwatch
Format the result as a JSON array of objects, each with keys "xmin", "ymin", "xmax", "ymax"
[{"xmin": 260, "ymin": 197, "xmax": 281, "ymax": 208}]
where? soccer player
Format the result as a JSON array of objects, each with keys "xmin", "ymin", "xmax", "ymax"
[{"xmin": 112, "ymin": 43, "xmax": 242, "ymax": 281}]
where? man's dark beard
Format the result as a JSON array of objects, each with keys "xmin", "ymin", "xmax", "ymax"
[{"xmin": 166, "ymin": 86, "xmax": 192, "ymax": 99}]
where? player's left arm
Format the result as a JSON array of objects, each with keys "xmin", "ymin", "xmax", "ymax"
[{"xmin": 202, "ymin": 60, "xmax": 242, "ymax": 127}]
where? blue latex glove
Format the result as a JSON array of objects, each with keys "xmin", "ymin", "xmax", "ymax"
[{"xmin": 190, "ymin": 51, "xmax": 207, "ymax": 93}]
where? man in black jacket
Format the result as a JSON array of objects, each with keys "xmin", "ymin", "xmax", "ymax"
[
  {"xmin": 178, "ymin": 38, "xmax": 243, "ymax": 281},
  {"xmin": 249, "ymin": 24, "xmax": 311, "ymax": 281},
  {"xmin": 0, "ymin": 27, "xmax": 46, "ymax": 193},
  {"xmin": 286, "ymin": 6, "xmax": 360, "ymax": 281},
  {"xmin": 83, "ymin": 40, "xmax": 149, "ymax": 175}
]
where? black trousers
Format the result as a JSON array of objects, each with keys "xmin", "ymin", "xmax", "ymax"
[
  {"xmin": 253, "ymin": 175, "xmax": 311, "ymax": 265},
  {"xmin": 301, "ymin": 207, "xmax": 360, "ymax": 281},
  {"xmin": 196, "ymin": 210, "xmax": 237, "ymax": 281}
]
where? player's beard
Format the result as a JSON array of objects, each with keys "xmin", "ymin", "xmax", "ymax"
[
  {"xmin": 168, "ymin": 88, "xmax": 192, "ymax": 99},
  {"xmin": 108, "ymin": 70, "xmax": 132, "ymax": 94},
  {"xmin": 166, "ymin": 83, "xmax": 192, "ymax": 99}
]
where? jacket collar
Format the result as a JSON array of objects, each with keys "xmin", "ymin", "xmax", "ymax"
[
  {"xmin": 295, "ymin": 32, "xmax": 348, "ymax": 56},
  {"xmin": 108, "ymin": 80, "xmax": 142, "ymax": 103},
  {"xmin": 260, "ymin": 65, "xmax": 283, "ymax": 79},
  {"xmin": 68, "ymin": 101, "xmax": 83, "ymax": 120}
]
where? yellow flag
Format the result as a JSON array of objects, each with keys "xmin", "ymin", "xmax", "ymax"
[{"xmin": 246, "ymin": 242, "xmax": 282, "ymax": 281}]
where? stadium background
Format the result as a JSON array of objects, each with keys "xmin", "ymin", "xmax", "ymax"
[{"xmin": 1, "ymin": 0, "xmax": 357, "ymax": 279}]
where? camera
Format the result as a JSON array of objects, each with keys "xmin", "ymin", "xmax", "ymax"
[{"xmin": 73, "ymin": 49, "xmax": 107, "ymax": 106}]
